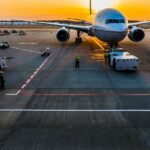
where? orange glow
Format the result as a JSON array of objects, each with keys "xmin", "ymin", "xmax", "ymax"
[
  {"xmin": 0, "ymin": 0, "xmax": 149, "ymax": 20},
  {"xmin": 114, "ymin": 0, "xmax": 150, "ymax": 20}
]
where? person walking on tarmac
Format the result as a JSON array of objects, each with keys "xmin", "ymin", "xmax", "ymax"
[
  {"xmin": 0, "ymin": 70, "xmax": 5, "ymax": 90},
  {"xmin": 104, "ymin": 51, "xmax": 109, "ymax": 63},
  {"xmin": 75, "ymin": 53, "xmax": 80, "ymax": 68},
  {"xmin": 104, "ymin": 50, "xmax": 111, "ymax": 65}
]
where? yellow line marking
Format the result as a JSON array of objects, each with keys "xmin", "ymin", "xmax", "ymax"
[{"xmin": 93, "ymin": 38, "xmax": 105, "ymax": 50}]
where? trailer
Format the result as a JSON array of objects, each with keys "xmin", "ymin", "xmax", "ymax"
[{"xmin": 108, "ymin": 48, "xmax": 139, "ymax": 71}]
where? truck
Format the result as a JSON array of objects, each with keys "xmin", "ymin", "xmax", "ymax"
[{"xmin": 108, "ymin": 48, "xmax": 139, "ymax": 71}]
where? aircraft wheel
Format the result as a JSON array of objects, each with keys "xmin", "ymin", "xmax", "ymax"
[
  {"xmin": 79, "ymin": 38, "xmax": 82, "ymax": 43},
  {"xmin": 75, "ymin": 38, "xmax": 82, "ymax": 43},
  {"xmin": 75, "ymin": 38, "xmax": 78, "ymax": 43}
]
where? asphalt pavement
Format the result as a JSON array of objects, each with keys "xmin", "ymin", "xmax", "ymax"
[{"xmin": 0, "ymin": 29, "xmax": 149, "ymax": 150}]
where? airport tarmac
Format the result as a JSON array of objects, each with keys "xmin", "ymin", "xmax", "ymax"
[{"xmin": 0, "ymin": 29, "xmax": 150, "ymax": 150}]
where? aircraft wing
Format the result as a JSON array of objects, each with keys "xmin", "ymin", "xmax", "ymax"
[
  {"xmin": 33, "ymin": 21, "xmax": 91, "ymax": 33},
  {"xmin": 128, "ymin": 21, "xmax": 150, "ymax": 27}
]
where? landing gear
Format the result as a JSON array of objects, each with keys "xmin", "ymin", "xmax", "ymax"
[
  {"xmin": 109, "ymin": 43, "xmax": 118, "ymax": 48},
  {"xmin": 76, "ymin": 37, "xmax": 82, "ymax": 43},
  {"xmin": 75, "ymin": 30, "xmax": 82, "ymax": 43}
]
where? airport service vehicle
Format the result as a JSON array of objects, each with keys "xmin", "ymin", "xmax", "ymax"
[
  {"xmin": 18, "ymin": 30, "xmax": 26, "ymax": 35},
  {"xmin": 3, "ymin": 30, "xmax": 10, "ymax": 35},
  {"xmin": 0, "ymin": 30, "xmax": 9, "ymax": 36},
  {"xmin": 29, "ymin": 8, "xmax": 150, "ymax": 47},
  {"xmin": 41, "ymin": 47, "xmax": 51, "ymax": 56},
  {"xmin": 0, "ymin": 42, "xmax": 9, "ymax": 49},
  {"xmin": 12, "ymin": 30, "xmax": 17, "ymax": 33},
  {"xmin": 108, "ymin": 48, "xmax": 139, "ymax": 71}
]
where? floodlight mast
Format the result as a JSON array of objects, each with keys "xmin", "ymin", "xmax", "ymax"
[{"xmin": 90, "ymin": 0, "xmax": 92, "ymax": 15}]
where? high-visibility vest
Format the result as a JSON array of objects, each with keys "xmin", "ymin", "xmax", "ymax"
[
  {"xmin": 104, "ymin": 53, "xmax": 109, "ymax": 57},
  {"xmin": 76, "ymin": 56, "xmax": 80, "ymax": 61}
]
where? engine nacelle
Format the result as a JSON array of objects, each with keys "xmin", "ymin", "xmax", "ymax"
[
  {"xmin": 128, "ymin": 27, "xmax": 145, "ymax": 42},
  {"xmin": 56, "ymin": 27, "xmax": 70, "ymax": 42}
]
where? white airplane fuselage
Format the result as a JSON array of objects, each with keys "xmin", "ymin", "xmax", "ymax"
[
  {"xmin": 47, "ymin": 8, "xmax": 145, "ymax": 44},
  {"xmin": 92, "ymin": 8, "xmax": 128, "ymax": 43}
]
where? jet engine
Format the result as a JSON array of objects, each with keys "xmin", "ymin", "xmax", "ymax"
[
  {"xmin": 56, "ymin": 27, "xmax": 70, "ymax": 42},
  {"xmin": 128, "ymin": 27, "xmax": 145, "ymax": 42}
]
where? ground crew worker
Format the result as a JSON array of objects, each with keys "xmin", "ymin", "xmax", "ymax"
[
  {"xmin": 75, "ymin": 54, "xmax": 80, "ymax": 68},
  {"xmin": 0, "ymin": 57, "xmax": 1, "ymax": 69},
  {"xmin": 1, "ymin": 57, "xmax": 7, "ymax": 68},
  {"xmin": 104, "ymin": 51, "xmax": 109, "ymax": 63},
  {"xmin": 0, "ymin": 70, "xmax": 5, "ymax": 90},
  {"xmin": 108, "ymin": 52, "xmax": 111, "ymax": 65}
]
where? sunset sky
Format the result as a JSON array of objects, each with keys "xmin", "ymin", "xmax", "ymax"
[{"xmin": 0, "ymin": 0, "xmax": 150, "ymax": 20}]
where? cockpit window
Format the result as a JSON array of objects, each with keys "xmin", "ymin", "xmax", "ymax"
[{"xmin": 106, "ymin": 19, "xmax": 125, "ymax": 24}]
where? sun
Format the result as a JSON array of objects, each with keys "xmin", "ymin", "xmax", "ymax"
[{"xmin": 93, "ymin": 0, "xmax": 113, "ymax": 11}]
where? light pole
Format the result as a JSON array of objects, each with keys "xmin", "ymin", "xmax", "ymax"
[{"xmin": 90, "ymin": 0, "xmax": 92, "ymax": 15}]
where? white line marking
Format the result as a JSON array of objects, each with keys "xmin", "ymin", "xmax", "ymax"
[
  {"xmin": 124, "ymin": 94, "xmax": 150, "ymax": 96},
  {"xmin": 6, "ymin": 89, "xmax": 21, "ymax": 96},
  {"xmin": 26, "ymin": 79, "xmax": 30, "ymax": 84},
  {"xmin": 35, "ymin": 69, "xmax": 39, "ymax": 72},
  {"xmin": 0, "ymin": 109, "xmax": 150, "ymax": 112},
  {"xmin": 11, "ymin": 47, "xmax": 41, "ymax": 54},
  {"xmin": 6, "ymin": 57, "xmax": 49, "ymax": 96},
  {"xmin": 30, "ymin": 75, "xmax": 34, "ymax": 79},
  {"xmin": 21, "ymin": 84, "xmax": 26, "ymax": 89},
  {"xmin": 16, "ymin": 90, "xmax": 21, "ymax": 95},
  {"xmin": 17, "ymin": 42, "xmax": 38, "ymax": 45},
  {"xmin": 5, "ymin": 93, "xmax": 18, "ymax": 96},
  {"xmin": 33, "ymin": 71, "xmax": 36, "ymax": 74}
]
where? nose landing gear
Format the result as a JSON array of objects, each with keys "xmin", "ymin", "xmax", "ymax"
[{"xmin": 109, "ymin": 43, "xmax": 118, "ymax": 48}]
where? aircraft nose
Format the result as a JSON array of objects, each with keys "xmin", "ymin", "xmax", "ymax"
[{"xmin": 113, "ymin": 24, "xmax": 128, "ymax": 32}]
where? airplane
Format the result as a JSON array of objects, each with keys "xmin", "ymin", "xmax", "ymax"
[{"xmin": 31, "ymin": 8, "xmax": 150, "ymax": 47}]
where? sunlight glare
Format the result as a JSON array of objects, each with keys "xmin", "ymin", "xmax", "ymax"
[{"xmin": 93, "ymin": 0, "xmax": 113, "ymax": 11}]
